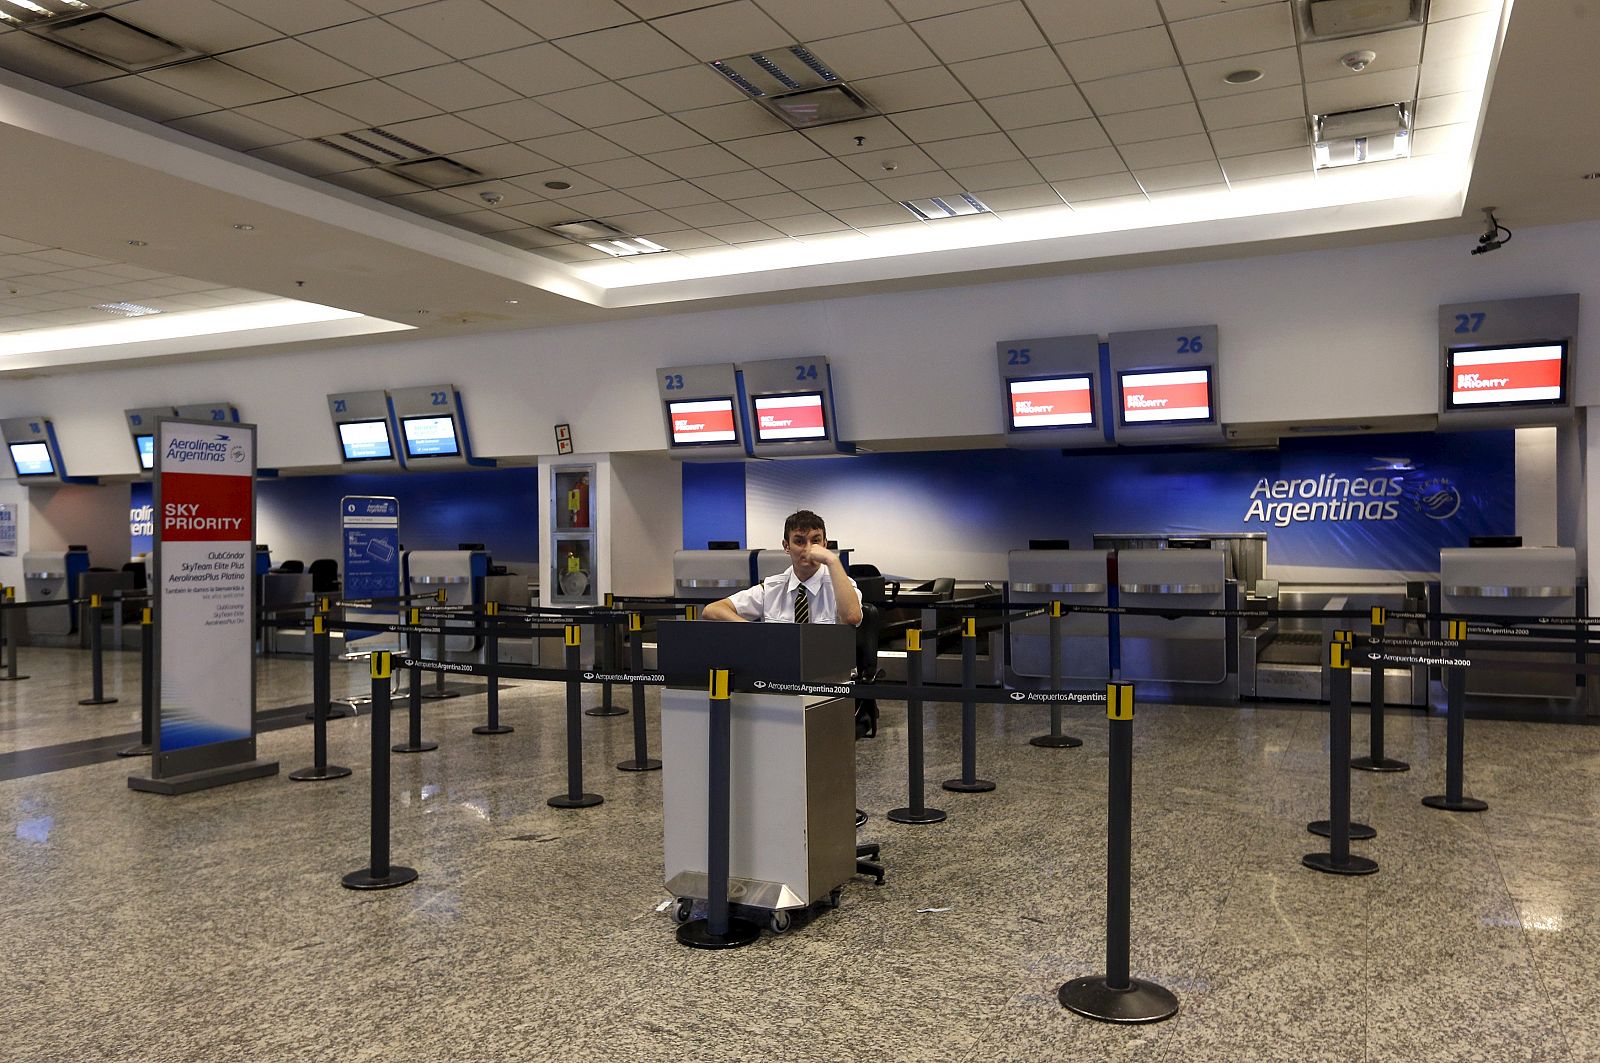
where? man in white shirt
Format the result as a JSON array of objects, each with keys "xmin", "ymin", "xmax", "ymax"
[{"xmin": 702, "ymin": 510, "xmax": 863, "ymax": 628}]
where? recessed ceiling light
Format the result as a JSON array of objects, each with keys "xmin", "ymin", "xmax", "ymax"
[
  {"xmin": 504, "ymin": 299, "xmax": 520, "ymax": 304},
  {"xmin": 232, "ymin": 223, "xmax": 255, "ymax": 231},
  {"xmin": 126, "ymin": 239, "xmax": 147, "ymax": 246},
  {"xmin": 588, "ymin": 237, "xmax": 667, "ymax": 257},
  {"xmin": 544, "ymin": 180, "xmax": 572, "ymax": 190},
  {"xmin": 384, "ymin": 155, "xmax": 484, "ymax": 189},
  {"xmin": 1583, "ymin": 172, "xmax": 1600, "ymax": 180},
  {"xmin": 901, "ymin": 194, "xmax": 991, "ymax": 221},
  {"xmin": 1224, "ymin": 69, "xmax": 1264, "ymax": 85}
]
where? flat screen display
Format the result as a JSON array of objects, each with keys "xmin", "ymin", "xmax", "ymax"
[
  {"xmin": 1118, "ymin": 367, "xmax": 1214, "ymax": 425},
  {"xmin": 1446, "ymin": 342, "xmax": 1566, "ymax": 408},
  {"xmin": 401, "ymin": 415, "xmax": 461, "ymax": 458},
  {"xmin": 338, "ymin": 419, "xmax": 393, "ymax": 461},
  {"xmin": 668, "ymin": 397, "xmax": 738, "ymax": 446},
  {"xmin": 136, "ymin": 434, "xmax": 154, "ymax": 470},
  {"xmin": 753, "ymin": 391, "xmax": 828, "ymax": 442},
  {"xmin": 1007, "ymin": 375, "xmax": 1095, "ymax": 430},
  {"xmin": 9, "ymin": 441, "xmax": 54, "ymax": 477}
]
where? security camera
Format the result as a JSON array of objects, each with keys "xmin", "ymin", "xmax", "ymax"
[
  {"xmin": 479, "ymin": 190, "xmax": 504, "ymax": 206},
  {"xmin": 1470, "ymin": 208, "xmax": 1512, "ymax": 255}
]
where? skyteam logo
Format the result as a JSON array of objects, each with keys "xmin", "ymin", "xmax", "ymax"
[{"xmin": 1412, "ymin": 477, "xmax": 1462, "ymax": 520}]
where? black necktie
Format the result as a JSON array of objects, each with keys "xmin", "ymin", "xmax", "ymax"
[{"xmin": 794, "ymin": 585, "xmax": 810, "ymax": 624}]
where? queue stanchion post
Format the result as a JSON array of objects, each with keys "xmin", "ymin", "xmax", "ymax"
[
  {"xmin": 888, "ymin": 626, "xmax": 946, "ymax": 825},
  {"xmin": 424, "ymin": 593, "xmax": 458, "ymax": 700},
  {"xmin": 549, "ymin": 624, "xmax": 602, "ymax": 808},
  {"xmin": 473, "ymin": 601, "xmax": 513, "ymax": 736},
  {"xmin": 1031, "ymin": 602, "xmax": 1083, "ymax": 749},
  {"xmin": 943, "ymin": 616, "xmax": 995, "ymax": 793},
  {"xmin": 0, "ymin": 587, "xmax": 25, "ymax": 682},
  {"xmin": 1352, "ymin": 606, "xmax": 1408, "ymax": 773},
  {"xmin": 304, "ymin": 597, "xmax": 353, "ymax": 720},
  {"xmin": 678, "ymin": 666, "xmax": 760, "ymax": 950},
  {"xmin": 1060, "ymin": 682, "xmax": 1179, "ymax": 1024},
  {"xmin": 117, "ymin": 607, "xmax": 154, "ymax": 757},
  {"xmin": 78, "ymin": 594, "xmax": 117, "ymax": 706},
  {"xmin": 1423, "ymin": 620, "xmax": 1488, "ymax": 813},
  {"xmin": 394, "ymin": 608, "xmax": 438, "ymax": 754},
  {"xmin": 1309, "ymin": 630, "xmax": 1376, "ymax": 841},
  {"xmin": 586, "ymin": 594, "xmax": 625, "ymax": 717},
  {"xmin": 342, "ymin": 652, "xmax": 417, "ymax": 890},
  {"xmin": 1303, "ymin": 640, "xmax": 1379, "ymax": 875},
  {"xmin": 290, "ymin": 614, "xmax": 352, "ymax": 781},
  {"xmin": 618, "ymin": 612, "xmax": 661, "ymax": 771}
]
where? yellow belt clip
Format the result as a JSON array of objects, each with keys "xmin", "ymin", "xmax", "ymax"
[
  {"xmin": 708, "ymin": 668, "xmax": 729, "ymax": 699},
  {"xmin": 1447, "ymin": 619, "xmax": 1468, "ymax": 641},
  {"xmin": 1107, "ymin": 682, "xmax": 1134, "ymax": 721},
  {"xmin": 565, "ymin": 624, "xmax": 581, "ymax": 647},
  {"xmin": 906, "ymin": 628, "xmax": 922, "ymax": 653},
  {"xmin": 371, "ymin": 651, "xmax": 393, "ymax": 680},
  {"xmin": 962, "ymin": 616, "xmax": 976, "ymax": 638}
]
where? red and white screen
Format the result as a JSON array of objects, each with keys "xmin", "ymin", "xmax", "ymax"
[
  {"xmin": 1120, "ymin": 369, "xmax": 1212, "ymax": 423},
  {"xmin": 1449, "ymin": 345, "xmax": 1564, "ymax": 406},
  {"xmin": 1008, "ymin": 376, "xmax": 1093, "ymax": 428},
  {"xmin": 669, "ymin": 398, "xmax": 737, "ymax": 444},
  {"xmin": 755, "ymin": 393, "xmax": 827, "ymax": 441}
]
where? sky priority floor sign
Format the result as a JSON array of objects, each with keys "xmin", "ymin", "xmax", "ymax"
[{"xmin": 130, "ymin": 418, "xmax": 277, "ymax": 795}]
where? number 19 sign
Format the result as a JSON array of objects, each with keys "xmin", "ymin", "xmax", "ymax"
[{"xmin": 131, "ymin": 419, "xmax": 277, "ymax": 794}]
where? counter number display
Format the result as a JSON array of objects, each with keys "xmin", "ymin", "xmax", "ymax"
[
  {"xmin": 753, "ymin": 391, "xmax": 828, "ymax": 442},
  {"xmin": 1117, "ymin": 367, "xmax": 1214, "ymax": 425},
  {"xmin": 401, "ymin": 415, "xmax": 461, "ymax": 458},
  {"xmin": 668, "ymin": 397, "xmax": 738, "ymax": 446},
  {"xmin": 1445, "ymin": 342, "xmax": 1566, "ymax": 409},
  {"xmin": 337, "ymin": 419, "xmax": 395, "ymax": 461},
  {"xmin": 9, "ymin": 441, "xmax": 55, "ymax": 477},
  {"xmin": 136, "ymin": 434, "xmax": 155, "ymax": 470},
  {"xmin": 1007, "ymin": 374, "xmax": 1095, "ymax": 430}
]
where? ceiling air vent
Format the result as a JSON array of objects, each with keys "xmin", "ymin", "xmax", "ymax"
[
  {"xmin": 710, "ymin": 47, "xmax": 875, "ymax": 129},
  {"xmin": 1292, "ymin": 0, "xmax": 1428, "ymax": 42},
  {"xmin": 901, "ymin": 194, "xmax": 991, "ymax": 221},
  {"xmin": 383, "ymin": 155, "xmax": 483, "ymax": 189},
  {"xmin": 25, "ymin": 11, "xmax": 199, "ymax": 71}
]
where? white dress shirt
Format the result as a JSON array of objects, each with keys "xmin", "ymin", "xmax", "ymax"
[{"xmin": 725, "ymin": 566, "xmax": 859, "ymax": 625}]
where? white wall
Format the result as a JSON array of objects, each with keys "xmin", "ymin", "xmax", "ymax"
[
  {"xmin": 0, "ymin": 221, "xmax": 1596, "ymax": 481},
  {"xmin": 26, "ymin": 482, "xmax": 130, "ymax": 569}
]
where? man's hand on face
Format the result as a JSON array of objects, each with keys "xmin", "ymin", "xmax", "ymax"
[{"xmin": 802, "ymin": 543, "xmax": 837, "ymax": 568}]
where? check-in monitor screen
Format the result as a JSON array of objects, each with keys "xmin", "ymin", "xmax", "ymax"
[
  {"xmin": 1118, "ymin": 367, "xmax": 1214, "ymax": 425},
  {"xmin": 136, "ymin": 434, "xmax": 155, "ymax": 470},
  {"xmin": 338, "ymin": 419, "xmax": 393, "ymax": 461},
  {"xmin": 1007, "ymin": 375, "xmax": 1095, "ymax": 430},
  {"xmin": 668, "ymin": 397, "xmax": 738, "ymax": 446},
  {"xmin": 401, "ymin": 415, "xmax": 461, "ymax": 457},
  {"xmin": 9, "ymin": 441, "xmax": 54, "ymax": 477},
  {"xmin": 1446, "ymin": 342, "xmax": 1566, "ymax": 409},
  {"xmin": 753, "ymin": 391, "xmax": 828, "ymax": 442}
]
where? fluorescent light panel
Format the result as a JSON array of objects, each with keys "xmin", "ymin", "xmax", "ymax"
[
  {"xmin": 0, "ymin": 299, "xmax": 396, "ymax": 357},
  {"xmin": 29, "ymin": 12, "xmax": 196, "ymax": 69}
]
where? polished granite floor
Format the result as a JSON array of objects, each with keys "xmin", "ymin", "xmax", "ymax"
[{"xmin": 2, "ymin": 645, "xmax": 1598, "ymax": 1061}]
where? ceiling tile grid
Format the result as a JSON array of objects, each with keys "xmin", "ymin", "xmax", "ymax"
[{"xmin": 0, "ymin": 0, "xmax": 1493, "ymax": 269}]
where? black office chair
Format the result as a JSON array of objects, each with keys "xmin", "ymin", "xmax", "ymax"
[
  {"xmin": 120, "ymin": 562, "xmax": 147, "ymax": 592},
  {"xmin": 308, "ymin": 558, "xmax": 339, "ymax": 593},
  {"xmin": 846, "ymin": 563, "xmax": 887, "ymax": 606},
  {"xmin": 854, "ymin": 601, "xmax": 883, "ymax": 738},
  {"xmin": 275, "ymin": 559, "xmax": 304, "ymax": 574},
  {"xmin": 916, "ymin": 576, "xmax": 956, "ymax": 600}
]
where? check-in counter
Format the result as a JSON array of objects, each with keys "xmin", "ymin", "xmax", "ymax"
[
  {"xmin": 1006, "ymin": 549, "xmax": 1110, "ymax": 684},
  {"xmin": 1240, "ymin": 583, "xmax": 1426, "ymax": 705},
  {"xmin": 1116, "ymin": 548, "xmax": 1230, "ymax": 692},
  {"xmin": 23, "ymin": 548, "xmax": 89, "ymax": 640},
  {"xmin": 1441, "ymin": 546, "xmax": 1578, "ymax": 700},
  {"xmin": 404, "ymin": 549, "xmax": 487, "ymax": 653},
  {"xmin": 673, "ymin": 549, "xmax": 756, "ymax": 602}
]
